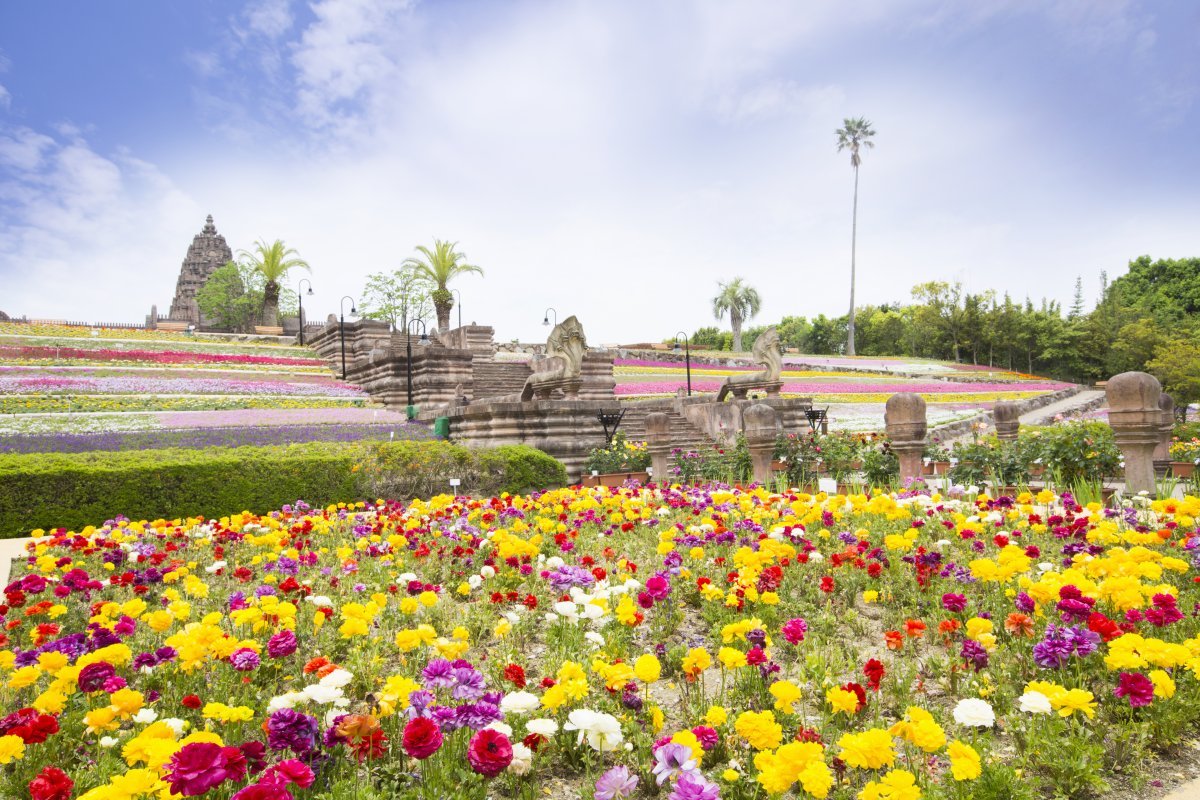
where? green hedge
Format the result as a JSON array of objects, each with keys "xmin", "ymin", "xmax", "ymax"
[{"xmin": 0, "ymin": 441, "xmax": 566, "ymax": 538}]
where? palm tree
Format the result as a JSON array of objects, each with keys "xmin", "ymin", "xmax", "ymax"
[
  {"xmin": 238, "ymin": 239, "xmax": 311, "ymax": 328},
  {"xmin": 401, "ymin": 239, "xmax": 484, "ymax": 332},
  {"xmin": 711, "ymin": 278, "xmax": 762, "ymax": 352},
  {"xmin": 836, "ymin": 117, "xmax": 876, "ymax": 356}
]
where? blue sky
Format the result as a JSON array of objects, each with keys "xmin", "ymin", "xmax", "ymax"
[{"xmin": 1, "ymin": 0, "xmax": 1198, "ymax": 343}]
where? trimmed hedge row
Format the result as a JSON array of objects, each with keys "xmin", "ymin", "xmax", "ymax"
[{"xmin": 0, "ymin": 441, "xmax": 566, "ymax": 538}]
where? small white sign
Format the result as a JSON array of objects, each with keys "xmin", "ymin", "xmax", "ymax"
[
  {"xmin": 817, "ymin": 478, "xmax": 838, "ymax": 494},
  {"xmin": 449, "ymin": 478, "xmax": 461, "ymax": 487}
]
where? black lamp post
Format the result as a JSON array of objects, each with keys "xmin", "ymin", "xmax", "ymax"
[
  {"xmin": 452, "ymin": 288, "xmax": 462, "ymax": 331},
  {"xmin": 542, "ymin": 307, "xmax": 557, "ymax": 328},
  {"xmin": 673, "ymin": 330, "xmax": 692, "ymax": 396},
  {"xmin": 339, "ymin": 295, "xmax": 357, "ymax": 380},
  {"xmin": 297, "ymin": 279, "xmax": 314, "ymax": 345},
  {"xmin": 405, "ymin": 318, "xmax": 430, "ymax": 419}
]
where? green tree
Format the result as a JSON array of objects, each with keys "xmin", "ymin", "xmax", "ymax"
[
  {"xmin": 835, "ymin": 116, "xmax": 876, "ymax": 357},
  {"xmin": 911, "ymin": 281, "xmax": 965, "ymax": 362},
  {"xmin": 711, "ymin": 277, "xmax": 762, "ymax": 352},
  {"xmin": 1148, "ymin": 339, "xmax": 1200, "ymax": 410},
  {"xmin": 359, "ymin": 265, "xmax": 433, "ymax": 331},
  {"xmin": 196, "ymin": 261, "xmax": 297, "ymax": 333},
  {"xmin": 238, "ymin": 240, "xmax": 310, "ymax": 328},
  {"xmin": 776, "ymin": 316, "xmax": 812, "ymax": 352},
  {"xmin": 402, "ymin": 240, "xmax": 484, "ymax": 332}
]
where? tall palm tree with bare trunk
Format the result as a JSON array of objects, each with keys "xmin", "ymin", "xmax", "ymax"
[
  {"xmin": 836, "ymin": 117, "xmax": 876, "ymax": 356},
  {"xmin": 402, "ymin": 240, "xmax": 484, "ymax": 332},
  {"xmin": 711, "ymin": 278, "xmax": 762, "ymax": 352},
  {"xmin": 239, "ymin": 239, "xmax": 310, "ymax": 328}
]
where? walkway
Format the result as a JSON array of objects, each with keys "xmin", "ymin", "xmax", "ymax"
[
  {"xmin": 0, "ymin": 537, "xmax": 29, "ymax": 587},
  {"xmin": 1019, "ymin": 388, "xmax": 1105, "ymax": 425}
]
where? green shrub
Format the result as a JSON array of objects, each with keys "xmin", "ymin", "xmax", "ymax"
[{"xmin": 0, "ymin": 441, "xmax": 565, "ymax": 538}]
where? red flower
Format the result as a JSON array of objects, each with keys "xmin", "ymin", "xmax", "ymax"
[
  {"xmin": 503, "ymin": 664, "xmax": 527, "ymax": 689},
  {"xmin": 182, "ymin": 695, "xmax": 202, "ymax": 710},
  {"xmin": 819, "ymin": 576, "xmax": 834, "ymax": 594},
  {"xmin": 402, "ymin": 717, "xmax": 444, "ymax": 760},
  {"xmin": 28, "ymin": 767, "xmax": 73, "ymax": 800},
  {"xmin": 841, "ymin": 682, "xmax": 868, "ymax": 712},
  {"xmin": 467, "ymin": 729, "xmax": 513, "ymax": 778},
  {"xmin": 863, "ymin": 658, "xmax": 885, "ymax": 691},
  {"xmin": 0, "ymin": 708, "xmax": 59, "ymax": 744}
]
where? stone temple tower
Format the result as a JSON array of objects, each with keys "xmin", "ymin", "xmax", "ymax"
[{"xmin": 167, "ymin": 215, "xmax": 233, "ymax": 325}]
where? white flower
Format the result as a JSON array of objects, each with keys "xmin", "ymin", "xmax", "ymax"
[
  {"xmin": 545, "ymin": 556, "xmax": 564, "ymax": 569},
  {"xmin": 323, "ymin": 709, "xmax": 345, "ymax": 727},
  {"xmin": 526, "ymin": 718, "xmax": 558, "ymax": 737},
  {"xmin": 267, "ymin": 691, "xmax": 309, "ymax": 712},
  {"xmin": 508, "ymin": 742, "xmax": 534, "ymax": 775},
  {"xmin": 553, "ymin": 601, "xmax": 579, "ymax": 620},
  {"xmin": 952, "ymin": 698, "xmax": 995, "ymax": 728},
  {"xmin": 162, "ymin": 718, "xmax": 188, "ymax": 735},
  {"xmin": 656, "ymin": 507, "xmax": 672, "ymax": 517},
  {"xmin": 205, "ymin": 560, "xmax": 227, "ymax": 574},
  {"xmin": 99, "ymin": 736, "xmax": 119, "ymax": 748},
  {"xmin": 319, "ymin": 668, "xmax": 354, "ymax": 688},
  {"xmin": 306, "ymin": 595, "xmax": 333, "ymax": 608},
  {"xmin": 485, "ymin": 721, "xmax": 514, "ymax": 737},
  {"xmin": 500, "ymin": 691, "xmax": 541, "ymax": 715},
  {"xmin": 398, "ymin": 572, "xmax": 417, "ymax": 583},
  {"xmin": 544, "ymin": 613, "xmax": 560, "ymax": 623},
  {"xmin": 1037, "ymin": 562, "xmax": 1055, "ymax": 572},
  {"xmin": 579, "ymin": 604, "xmax": 605, "ymax": 621},
  {"xmin": 302, "ymin": 683, "xmax": 345, "ymax": 705},
  {"xmin": 481, "ymin": 565, "xmax": 496, "ymax": 579},
  {"xmin": 564, "ymin": 709, "xmax": 624, "ymax": 752},
  {"xmin": 468, "ymin": 575, "xmax": 482, "ymax": 589},
  {"xmin": 808, "ymin": 553, "xmax": 824, "ymax": 564},
  {"xmin": 1018, "ymin": 691, "xmax": 1052, "ymax": 715},
  {"xmin": 133, "ymin": 708, "xmax": 158, "ymax": 724},
  {"xmin": 584, "ymin": 631, "xmax": 606, "ymax": 647}
]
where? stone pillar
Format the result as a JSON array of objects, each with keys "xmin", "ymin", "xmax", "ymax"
[
  {"xmin": 1153, "ymin": 394, "xmax": 1175, "ymax": 465},
  {"xmin": 743, "ymin": 403, "xmax": 780, "ymax": 485},
  {"xmin": 993, "ymin": 400, "xmax": 1020, "ymax": 442},
  {"xmin": 1106, "ymin": 372, "xmax": 1162, "ymax": 495},
  {"xmin": 644, "ymin": 413, "xmax": 672, "ymax": 483},
  {"xmin": 885, "ymin": 393, "xmax": 928, "ymax": 483}
]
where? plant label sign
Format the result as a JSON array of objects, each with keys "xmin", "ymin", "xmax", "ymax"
[{"xmin": 818, "ymin": 478, "xmax": 838, "ymax": 494}]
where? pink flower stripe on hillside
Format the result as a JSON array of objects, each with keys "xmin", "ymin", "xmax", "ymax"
[
  {"xmin": 0, "ymin": 345, "xmax": 326, "ymax": 367},
  {"xmin": 781, "ymin": 355, "xmax": 1003, "ymax": 372},
  {"xmin": 0, "ymin": 375, "xmax": 363, "ymax": 397},
  {"xmin": 613, "ymin": 379, "xmax": 1070, "ymax": 395},
  {"xmin": 156, "ymin": 408, "xmax": 411, "ymax": 427}
]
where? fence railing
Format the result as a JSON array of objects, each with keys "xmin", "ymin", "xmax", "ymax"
[{"xmin": 6, "ymin": 317, "xmax": 149, "ymax": 330}]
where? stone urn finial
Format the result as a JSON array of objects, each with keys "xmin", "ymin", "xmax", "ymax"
[
  {"xmin": 885, "ymin": 393, "xmax": 928, "ymax": 482},
  {"xmin": 993, "ymin": 400, "xmax": 1020, "ymax": 442},
  {"xmin": 1153, "ymin": 393, "xmax": 1175, "ymax": 464},
  {"xmin": 1105, "ymin": 371, "xmax": 1163, "ymax": 494}
]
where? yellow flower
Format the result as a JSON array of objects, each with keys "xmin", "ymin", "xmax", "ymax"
[
  {"xmin": 84, "ymin": 706, "xmax": 121, "ymax": 733},
  {"xmin": 705, "ymin": 706, "xmax": 728, "ymax": 726},
  {"xmin": 769, "ymin": 680, "xmax": 803, "ymax": 714},
  {"xmin": 36, "ymin": 651, "xmax": 69, "ymax": 674},
  {"xmin": 859, "ymin": 768, "xmax": 920, "ymax": 800},
  {"xmin": 838, "ymin": 728, "xmax": 896, "ymax": 770},
  {"xmin": 682, "ymin": 647, "xmax": 712, "ymax": 677},
  {"xmin": 1051, "ymin": 688, "xmax": 1097, "ymax": 719},
  {"xmin": 634, "ymin": 654, "xmax": 661, "ymax": 684},
  {"xmin": 33, "ymin": 688, "xmax": 68, "ymax": 715},
  {"xmin": 826, "ymin": 686, "xmax": 859, "ymax": 715},
  {"xmin": 110, "ymin": 688, "xmax": 146, "ymax": 717},
  {"xmin": 7, "ymin": 665, "xmax": 41, "ymax": 689},
  {"xmin": 888, "ymin": 706, "xmax": 945, "ymax": 753},
  {"xmin": 0, "ymin": 735, "xmax": 26, "ymax": 764},
  {"xmin": 947, "ymin": 740, "xmax": 981, "ymax": 781},
  {"xmin": 718, "ymin": 647, "xmax": 748, "ymax": 670},
  {"xmin": 1149, "ymin": 669, "xmax": 1176, "ymax": 699},
  {"xmin": 649, "ymin": 705, "xmax": 665, "ymax": 733},
  {"xmin": 734, "ymin": 710, "xmax": 783, "ymax": 751}
]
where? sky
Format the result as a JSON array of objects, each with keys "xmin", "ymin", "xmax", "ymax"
[{"xmin": 1, "ymin": 0, "xmax": 1198, "ymax": 344}]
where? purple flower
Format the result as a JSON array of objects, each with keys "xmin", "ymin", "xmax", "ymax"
[
  {"xmin": 77, "ymin": 661, "xmax": 115, "ymax": 693},
  {"xmin": 405, "ymin": 690, "xmax": 436, "ymax": 719},
  {"xmin": 230, "ymin": 648, "xmax": 261, "ymax": 671},
  {"xmin": 942, "ymin": 593, "xmax": 968, "ymax": 613},
  {"xmin": 1015, "ymin": 591, "xmax": 1036, "ymax": 613},
  {"xmin": 595, "ymin": 765, "xmax": 639, "ymax": 800},
  {"xmin": 960, "ymin": 639, "xmax": 989, "ymax": 672},
  {"xmin": 422, "ymin": 659, "xmax": 455, "ymax": 689},
  {"xmin": 450, "ymin": 666, "xmax": 486, "ymax": 701},
  {"xmin": 652, "ymin": 743, "xmax": 702, "ymax": 786},
  {"xmin": 267, "ymin": 630, "xmax": 297, "ymax": 659},
  {"xmin": 267, "ymin": 708, "xmax": 321, "ymax": 754},
  {"xmin": 671, "ymin": 775, "xmax": 721, "ymax": 800}
]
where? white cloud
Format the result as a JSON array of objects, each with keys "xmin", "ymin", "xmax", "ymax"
[{"xmin": 0, "ymin": 84, "xmax": 9, "ymax": 110}]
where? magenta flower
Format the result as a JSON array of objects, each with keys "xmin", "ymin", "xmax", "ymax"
[
  {"xmin": 266, "ymin": 630, "xmax": 297, "ymax": 659},
  {"xmin": 1114, "ymin": 672, "xmax": 1155, "ymax": 707},
  {"xmin": 164, "ymin": 742, "xmax": 248, "ymax": 797},
  {"xmin": 230, "ymin": 648, "xmax": 261, "ymax": 671},
  {"xmin": 942, "ymin": 593, "xmax": 968, "ymax": 613},
  {"xmin": 781, "ymin": 618, "xmax": 808, "ymax": 645}
]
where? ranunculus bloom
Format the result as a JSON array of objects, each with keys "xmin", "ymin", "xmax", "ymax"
[
  {"xmin": 467, "ymin": 729, "xmax": 513, "ymax": 778},
  {"xmin": 28, "ymin": 766, "xmax": 73, "ymax": 800},
  {"xmin": 165, "ymin": 742, "xmax": 248, "ymax": 797},
  {"xmin": 1114, "ymin": 672, "xmax": 1155, "ymax": 708},
  {"xmin": 402, "ymin": 717, "xmax": 444, "ymax": 760},
  {"xmin": 942, "ymin": 593, "xmax": 968, "ymax": 613},
  {"xmin": 77, "ymin": 662, "xmax": 116, "ymax": 693},
  {"xmin": 781, "ymin": 618, "xmax": 808, "ymax": 645},
  {"xmin": 267, "ymin": 629, "xmax": 298, "ymax": 659}
]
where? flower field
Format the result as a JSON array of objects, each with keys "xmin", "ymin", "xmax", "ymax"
[
  {"xmin": 2, "ymin": 484, "xmax": 1199, "ymax": 799},
  {"xmin": 0, "ymin": 328, "xmax": 383, "ymax": 451}
]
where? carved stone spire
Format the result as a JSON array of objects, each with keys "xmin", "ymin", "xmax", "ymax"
[{"xmin": 168, "ymin": 215, "xmax": 233, "ymax": 325}]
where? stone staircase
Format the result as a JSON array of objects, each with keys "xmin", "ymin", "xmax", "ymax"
[
  {"xmin": 619, "ymin": 400, "xmax": 714, "ymax": 454},
  {"xmin": 470, "ymin": 359, "xmax": 530, "ymax": 400}
]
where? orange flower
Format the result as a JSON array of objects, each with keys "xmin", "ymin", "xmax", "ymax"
[
  {"xmin": 1004, "ymin": 613, "xmax": 1034, "ymax": 637},
  {"xmin": 884, "ymin": 631, "xmax": 904, "ymax": 651},
  {"xmin": 335, "ymin": 714, "xmax": 381, "ymax": 742},
  {"xmin": 303, "ymin": 656, "xmax": 332, "ymax": 675},
  {"xmin": 904, "ymin": 619, "xmax": 927, "ymax": 638},
  {"xmin": 938, "ymin": 619, "xmax": 961, "ymax": 642}
]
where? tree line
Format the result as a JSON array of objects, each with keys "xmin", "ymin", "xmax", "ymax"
[{"xmin": 690, "ymin": 255, "xmax": 1200, "ymax": 405}]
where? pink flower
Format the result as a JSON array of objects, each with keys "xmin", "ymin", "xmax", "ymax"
[
  {"xmin": 263, "ymin": 759, "xmax": 314, "ymax": 788},
  {"xmin": 231, "ymin": 784, "xmax": 294, "ymax": 800},
  {"xmin": 781, "ymin": 618, "xmax": 808, "ymax": 645},
  {"xmin": 1114, "ymin": 672, "xmax": 1154, "ymax": 708},
  {"xmin": 402, "ymin": 717, "xmax": 444, "ymax": 760},
  {"xmin": 165, "ymin": 742, "xmax": 248, "ymax": 797},
  {"xmin": 645, "ymin": 574, "xmax": 671, "ymax": 601},
  {"xmin": 467, "ymin": 729, "xmax": 513, "ymax": 778}
]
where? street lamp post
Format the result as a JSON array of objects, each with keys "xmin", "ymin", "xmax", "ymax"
[
  {"xmin": 405, "ymin": 319, "xmax": 431, "ymax": 420},
  {"xmin": 339, "ymin": 296, "xmax": 357, "ymax": 380},
  {"xmin": 673, "ymin": 331, "xmax": 692, "ymax": 396},
  {"xmin": 297, "ymin": 279, "xmax": 314, "ymax": 345},
  {"xmin": 542, "ymin": 307, "xmax": 557, "ymax": 328},
  {"xmin": 452, "ymin": 288, "xmax": 462, "ymax": 331}
]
